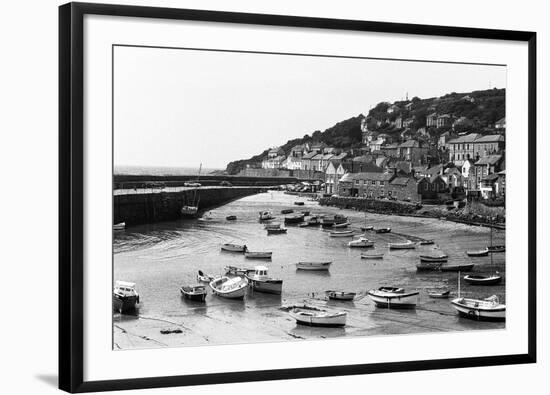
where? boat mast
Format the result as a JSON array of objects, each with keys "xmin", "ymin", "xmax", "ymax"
[{"xmin": 458, "ymin": 271, "xmax": 461, "ymax": 298}]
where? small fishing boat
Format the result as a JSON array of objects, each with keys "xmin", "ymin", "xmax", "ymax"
[
  {"xmin": 244, "ymin": 251, "xmax": 273, "ymax": 259},
  {"xmin": 388, "ymin": 240, "xmax": 415, "ymax": 249},
  {"xmin": 264, "ymin": 223, "xmax": 281, "ymax": 230},
  {"xmin": 419, "ymin": 254, "xmax": 448, "ymax": 263},
  {"xmin": 466, "ymin": 247, "xmax": 489, "ymax": 257},
  {"xmin": 329, "ymin": 230, "xmax": 354, "ymax": 237},
  {"xmin": 367, "ymin": 287, "xmax": 419, "ymax": 309},
  {"xmin": 307, "ymin": 216, "xmax": 320, "ymax": 225},
  {"xmin": 463, "ymin": 274, "xmax": 503, "ymax": 285},
  {"xmin": 221, "ymin": 243, "xmax": 247, "ymax": 253},
  {"xmin": 348, "ymin": 237, "xmax": 374, "ymax": 248},
  {"xmin": 333, "ymin": 221, "xmax": 350, "ymax": 228},
  {"xmin": 440, "ymin": 263, "xmax": 475, "ymax": 272},
  {"xmin": 258, "ymin": 211, "xmax": 274, "ymax": 221},
  {"xmin": 181, "ymin": 205, "xmax": 199, "ymax": 217},
  {"xmin": 375, "ymin": 227, "xmax": 391, "ymax": 233},
  {"xmin": 224, "ymin": 266, "xmax": 254, "ymax": 276},
  {"xmin": 113, "ymin": 222, "xmax": 126, "ymax": 231},
  {"xmin": 226, "ymin": 215, "xmax": 237, "ymax": 221},
  {"xmin": 281, "ymin": 209, "xmax": 294, "ymax": 214},
  {"xmin": 197, "ymin": 269, "xmax": 214, "ymax": 283},
  {"xmin": 361, "ymin": 252, "xmax": 384, "ymax": 259},
  {"xmin": 209, "ymin": 276, "xmax": 248, "ymax": 299},
  {"xmin": 416, "ymin": 261, "xmax": 443, "ymax": 271},
  {"xmin": 289, "ymin": 305, "xmax": 347, "ymax": 327},
  {"xmin": 296, "ymin": 261, "xmax": 332, "ymax": 271},
  {"xmin": 325, "ymin": 290, "xmax": 356, "ymax": 301},
  {"xmin": 294, "ymin": 201, "xmax": 305, "ymax": 206},
  {"xmin": 419, "ymin": 239, "xmax": 435, "ymax": 245},
  {"xmin": 360, "ymin": 225, "xmax": 374, "ymax": 231},
  {"xmin": 267, "ymin": 227, "xmax": 287, "ymax": 235},
  {"xmin": 427, "ymin": 289, "xmax": 450, "ymax": 298},
  {"xmin": 180, "ymin": 284, "xmax": 207, "ymax": 302},
  {"xmin": 334, "ymin": 214, "xmax": 348, "ymax": 224},
  {"xmin": 113, "ymin": 281, "xmax": 140, "ymax": 313},
  {"xmin": 451, "ymin": 295, "xmax": 506, "ymax": 321},
  {"xmin": 301, "ymin": 210, "xmax": 310, "ymax": 216},
  {"xmin": 284, "ymin": 214, "xmax": 305, "ymax": 224},
  {"xmin": 246, "ymin": 266, "xmax": 283, "ymax": 294},
  {"xmin": 320, "ymin": 217, "xmax": 335, "ymax": 227},
  {"xmin": 488, "ymin": 245, "xmax": 505, "ymax": 253}
]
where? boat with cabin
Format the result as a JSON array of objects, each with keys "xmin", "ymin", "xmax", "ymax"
[
  {"xmin": 259, "ymin": 211, "xmax": 274, "ymax": 221},
  {"xmin": 246, "ymin": 266, "xmax": 283, "ymax": 294},
  {"xmin": 367, "ymin": 287, "xmax": 419, "ymax": 309},
  {"xmin": 224, "ymin": 266, "xmax": 254, "ymax": 276},
  {"xmin": 197, "ymin": 269, "xmax": 214, "ymax": 283},
  {"xmin": 289, "ymin": 305, "xmax": 347, "ymax": 327},
  {"xmin": 296, "ymin": 261, "xmax": 332, "ymax": 271},
  {"xmin": 348, "ymin": 237, "xmax": 374, "ymax": 248},
  {"xmin": 451, "ymin": 273, "xmax": 505, "ymax": 321},
  {"xmin": 180, "ymin": 284, "xmax": 207, "ymax": 302},
  {"xmin": 113, "ymin": 281, "xmax": 140, "ymax": 313},
  {"xmin": 209, "ymin": 276, "xmax": 248, "ymax": 299}
]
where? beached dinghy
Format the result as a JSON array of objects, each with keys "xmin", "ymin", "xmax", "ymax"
[
  {"xmin": 226, "ymin": 215, "xmax": 237, "ymax": 221},
  {"xmin": 221, "ymin": 243, "xmax": 247, "ymax": 253},
  {"xmin": 300, "ymin": 210, "xmax": 310, "ymax": 216},
  {"xmin": 427, "ymin": 289, "xmax": 450, "ymax": 298},
  {"xmin": 244, "ymin": 251, "xmax": 273, "ymax": 260},
  {"xmin": 267, "ymin": 227, "xmax": 287, "ymax": 235},
  {"xmin": 113, "ymin": 281, "xmax": 140, "ymax": 313},
  {"xmin": 487, "ymin": 245, "xmax": 505, "ymax": 253},
  {"xmin": 348, "ymin": 237, "xmax": 374, "ymax": 248},
  {"xmin": 246, "ymin": 266, "xmax": 283, "ymax": 294},
  {"xmin": 416, "ymin": 261, "xmax": 443, "ymax": 271},
  {"xmin": 264, "ymin": 223, "xmax": 281, "ymax": 230},
  {"xmin": 361, "ymin": 252, "xmax": 384, "ymax": 259},
  {"xmin": 388, "ymin": 240, "xmax": 416, "ymax": 249},
  {"xmin": 320, "ymin": 217, "xmax": 335, "ymax": 227},
  {"xmin": 463, "ymin": 274, "xmax": 502, "ymax": 285},
  {"xmin": 418, "ymin": 239, "xmax": 435, "ymax": 245},
  {"xmin": 296, "ymin": 261, "xmax": 332, "ymax": 271},
  {"xmin": 289, "ymin": 305, "xmax": 347, "ymax": 327},
  {"xmin": 329, "ymin": 230, "xmax": 354, "ymax": 237},
  {"xmin": 294, "ymin": 201, "xmax": 305, "ymax": 206},
  {"xmin": 258, "ymin": 211, "xmax": 274, "ymax": 221},
  {"xmin": 440, "ymin": 263, "xmax": 475, "ymax": 272},
  {"xmin": 180, "ymin": 284, "xmax": 207, "ymax": 302},
  {"xmin": 284, "ymin": 214, "xmax": 305, "ymax": 224},
  {"xmin": 325, "ymin": 290, "xmax": 356, "ymax": 301},
  {"xmin": 367, "ymin": 287, "xmax": 419, "ymax": 309},
  {"xmin": 281, "ymin": 209, "xmax": 294, "ymax": 214},
  {"xmin": 451, "ymin": 295, "xmax": 506, "ymax": 321},
  {"xmin": 209, "ymin": 276, "xmax": 248, "ymax": 299},
  {"xmin": 197, "ymin": 270, "xmax": 214, "ymax": 283},
  {"xmin": 113, "ymin": 222, "xmax": 126, "ymax": 231},
  {"xmin": 375, "ymin": 227, "xmax": 391, "ymax": 233},
  {"xmin": 419, "ymin": 254, "xmax": 448, "ymax": 263},
  {"xmin": 360, "ymin": 225, "xmax": 374, "ymax": 231},
  {"xmin": 466, "ymin": 247, "xmax": 489, "ymax": 257}
]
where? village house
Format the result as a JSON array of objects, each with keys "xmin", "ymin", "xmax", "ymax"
[
  {"xmin": 402, "ymin": 117, "xmax": 415, "ymax": 128},
  {"xmin": 472, "ymin": 154, "xmax": 504, "ymax": 195},
  {"xmin": 338, "ymin": 172, "xmax": 395, "ymax": 198},
  {"xmin": 261, "ymin": 147, "xmax": 286, "ymax": 169},
  {"xmin": 426, "ymin": 112, "xmax": 438, "ymax": 127},
  {"xmin": 473, "ymin": 134, "xmax": 505, "ymax": 158},
  {"xmin": 301, "ymin": 151, "xmax": 317, "ymax": 171},
  {"xmin": 417, "ymin": 175, "xmax": 448, "ymax": 200},
  {"xmin": 448, "ymin": 133, "xmax": 481, "ymax": 166},
  {"xmin": 317, "ymin": 153, "xmax": 334, "ymax": 172},
  {"xmin": 369, "ymin": 137, "xmax": 385, "ymax": 152},
  {"xmin": 436, "ymin": 114, "xmax": 453, "ymax": 128},
  {"xmin": 310, "ymin": 142, "xmax": 327, "ymax": 154},
  {"xmin": 388, "ymin": 175, "xmax": 422, "ymax": 202},
  {"xmin": 397, "ymin": 140, "xmax": 428, "ymax": 163},
  {"xmin": 494, "ymin": 117, "xmax": 506, "ymax": 130},
  {"xmin": 324, "ymin": 161, "xmax": 351, "ymax": 195},
  {"xmin": 443, "ymin": 166, "xmax": 464, "ymax": 192},
  {"xmin": 387, "ymin": 104, "xmax": 400, "ymax": 114},
  {"xmin": 394, "ymin": 116, "xmax": 403, "ymax": 129},
  {"xmin": 404, "ymin": 102, "xmax": 414, "ymax": 111}
]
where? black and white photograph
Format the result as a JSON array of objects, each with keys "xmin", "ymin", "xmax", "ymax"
[{"xmin": 112, "ymin": 46, "xmax": 507, "ymax": 350}]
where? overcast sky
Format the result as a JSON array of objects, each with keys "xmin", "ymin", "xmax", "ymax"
[{"xmin": 114, "ymin": 46, "xmax": 505, "ymax": 169}]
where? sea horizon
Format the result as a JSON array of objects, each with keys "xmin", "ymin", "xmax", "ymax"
[{"xmin": 114, "ymin": 165, "xmax": 224, "ymax": 176}]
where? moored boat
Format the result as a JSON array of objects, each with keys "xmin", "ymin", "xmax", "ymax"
[
  {"xmin": 267, "ymin": 227, "xmax": 287, "ymax": 235},
  {"xmin": 333, "ymin": 221, "xmax": 350, "ymax": 228},
  {"xmin": 221, "ymin": 243, "xmax": 247, "ymax": 253},
  {"xmin": 367, "ymin": 287, "xmax": 419, "ymax": 309},
  {"xmin": 289, "ymin": 306, "xmax": 347, "ymax": 327},
  {"xmin": 113, "ymin": 222, "xmax": 126, "ymax": 230},
  {"xmin": 375, "ymin": 227, "xmax": 391, "ymax": 233},
  {"xmin": 348, "ymin": 237, "xmax": 374, "ymax": 248},
  {"xmin": 181, "ymin": 205, "xmax": 199, "ymax": 217},
  {"xmin": 361, "ymin": 252, "xmax": 384, "ymax": 259},
  {"xmin": 244, "ymin": 251, "xmax": 273, "ymax": 259},
  {"xmin": 264, "ymin": 223, "xmax": 281, "ymax": 230},
  {"xmin": 416, "ymin": 261, "xmax": 443, "ymax": 271},
  {"xmin": 246, "ymin": 266, "xmax": 283, "ymax": 294},
  {"xmin": 284, "ymin": 214, "xmax": 305, "ymax": 224},
  {"xmin": 325, "ymin": 290, "xmax": 356, "ymax": 301},
  {"xmin": 307, "ymin": 216, "xmax": 320, "ymax": 225},
  {"xmin": 180, "ymin": 284, "xmax": 207, "ymax": 302},
  {"xmin": 487, "ymin": 245, "xmax": 505, "ymax": 253},
  {"xmin": 419, "ymin": 239, "xmax": 434, "ymax": 245},
  {"xmin": 197, "ymin": 269, "xmax": 214, "ymax": 283},
  {"xmin": 301, "ymin": 210, "xmax": 310, "ymax": 216},
  {"xmin": 451, "ymin": 295, "xmax": 505, "ymax": 321},
  {"xmin": 320, "ymin": 217, "xmax": 335, "ymax": 227},
  {"xmin": 226, "ymin": 215, "xmax": 237, "ymax": 221},
  {"xmin": 360, "ymin": 225, "xmax": 374, "ymax": 231},
  {"xmin": 419, "ymin": 254, "xmax": 448, "ymax": 263},
  {"xmin": 294, "ymin": 201, "xmax": 305, "ymax": 206},
  {"xmin": 224, "ymin": 266, "xmax": 254, "ymax": 276},
  {"xmin": 281, "ymin": 209, "xmax": 294, "ymax": 214},
  {"xmin": 388, "ymin": 240, "xmax": 415, "ymax": 249},
  {"xmin": 259, "ymin": 211, "xmax": 274, "ymax": 221},
  {"xmin": 296, "ymin": 261, "xmax": 332, "ymax": 271},
  {"xmin": 463, "ymin": 274, "xmax": 503, "ymax": 285},
  {"xmin": 466, "ymin": 247, "xmax": 489, "ymax": 257},
  {"xmin": 113, "ymin": 281, "xmax": 140, "ymax": 313},
  {"xmin": 209, "ymin": 276, "xmax": 248, "ymax": 299},
  {"xmin": 329, "ymin": 230, "xmax": 354, "ymax": 237},
  {"xmin": 427, "ymin": 289, "xmax": 450, "ymax": 298},
  {"xmin": 440, "ymin": 263, "xmax": 475, "ymax": 272}
]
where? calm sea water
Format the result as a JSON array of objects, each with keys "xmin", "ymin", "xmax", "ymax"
[
  {"xmin": 114, "ymin": 165, "xmax": 222, "ymax": 176},
  {"xmin": 113, "ymin": 191, "xmax": 505, "ymax": 349}
]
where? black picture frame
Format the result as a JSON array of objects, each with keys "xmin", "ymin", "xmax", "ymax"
[{"xmin": 59, "ymin": 2, "xmax": 537, "ymax": 393}]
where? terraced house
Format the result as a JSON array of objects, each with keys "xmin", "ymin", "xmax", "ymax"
[{"xmin": 338, "ymin": 172, "xmax": 395, "ymax": 198}]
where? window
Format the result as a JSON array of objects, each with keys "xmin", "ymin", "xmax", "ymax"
[{"xmin": 371, "ymin": 180, "xmax": 376, "ymax": 185}]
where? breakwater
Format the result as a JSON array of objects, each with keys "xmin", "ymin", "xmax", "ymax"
[
  {"xmin": 319, "ymin": 196, "xmax": 420, "ymax": 215},
  {"xmin": 114, "ymin": 186, "xmax": 266, "ymax": 225},
  {"xmin": 114, "ymin": 174, "xmax": 299, "ymax": 189}
]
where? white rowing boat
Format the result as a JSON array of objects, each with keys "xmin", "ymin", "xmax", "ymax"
[
  {"xmin": 296, "ymin": 261, "xmax": 332, "ymax": 271},
  {"xmin": 289, "ymin": 306, "xmax": 347, "ymax": 327},
  {"xmin": 244, "ymin": 251, "xmax": 273, "ymax": 259},
  {"xmin": 209, "ymin": 276, "xmax": 248, "ymax": 299},
  {"xmin": 329, "ymin": 230, "xmax": 354, "ymax": 237},
  {"xmin": 361, "ymin": 252, "xmax": 384, "ymax": 259},
  {"xmin": 367, "ymin": 287, "xmax": 419, "ymax": 309},
  {"xmin": 221, "ymin": 243, "xmax": 247, "ymax": 252},
  {"xmin": 388, "ymin": 240, "xmax": 415, "ymax": 249}
]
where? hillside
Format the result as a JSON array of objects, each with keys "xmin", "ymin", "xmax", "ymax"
[{"xmin": 225, "ymin": 88, "xmax": 505, "ymax": 174}]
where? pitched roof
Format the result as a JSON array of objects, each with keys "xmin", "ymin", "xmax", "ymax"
[
  {"xmin": 312, "ymin": 153, "xmax": 324, "ymax": 160},
  {"xmin": 475, "ymin": 155, "xmax": 502, "ymax": 166},
  {"xmin": 475, "ymin": 134, "xmax": 505, "ymax": 143},
  {"xmin": 351, "ymin": 172, "xmax": 395, "ymax": 182},
  {"xmin": 449, "ymin": 133, "xmax": 481, "ymax": 144},
  {"xmin": 332, "ymin": 153, "xmax": 348, "ymax": 161},
  {"xmin": 301, "ymin": 152, "xmax": 317, "ymax": 159},
  {"xmin": 483, "ymin": 173, "xmax": 500, "ymax": 181},
  {"xmin": 390, "ymin": 176, "xmax": 415, "ymax": 186},
  {"xmin": 426, "ymin": 164, "xmax": 444, "ymax": 176},
  {"xmin": 399, "ymin": 140, "xmax": 419, "ymax": 148}
]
